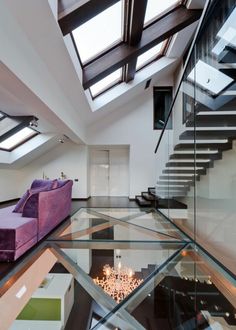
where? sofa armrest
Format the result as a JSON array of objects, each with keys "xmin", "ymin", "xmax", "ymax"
[{"xmin": 37, "ymin": 180, "xmax": 73, "ymax": 240}]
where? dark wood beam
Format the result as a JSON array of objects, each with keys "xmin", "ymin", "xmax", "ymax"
[
  {"xmin": 125, "ymin": 0, "xmax": 147, "ymax": 82},
  {"xmin": 125, "ymin": 59, "xmax": 138, "ymax": 82},
  {"xmin": 83, "ymin": 6, "xmax": 202, "ymax": 89},
  {"xmin": 58, "ymin": 0, "xmax": 120, "ymax": 36},
  {"xmin": 128, "ymin": 0, "xmax": 147, "ymax": 46}
]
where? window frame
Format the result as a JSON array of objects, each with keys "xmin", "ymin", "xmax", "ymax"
[
  {"xmin": 153, "ymin": 86, "xmax": 173, "ymax": 130},
  {"xmin": 0, "ymin": 128, "xmax": 38, "ymax": 152},
  {"xmin": 66, "ymin": 0, "xmax": 191, "ymax": 99},
  {"xmin": 0, "ymin": 112, "xmax": 39, "ymax": 152},
  {"xmin": 71, "ymin": 0, "xmax": 125, "ymax": 66}
]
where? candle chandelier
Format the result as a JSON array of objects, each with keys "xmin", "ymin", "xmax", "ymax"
[{"xmin": 93, "ymin": 262, "xmax": 143, "ymax": 303}]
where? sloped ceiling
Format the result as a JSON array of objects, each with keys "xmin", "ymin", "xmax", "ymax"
[{"xmin": 0, "ymin": 0, "xmax": 205, "ymax": 167}]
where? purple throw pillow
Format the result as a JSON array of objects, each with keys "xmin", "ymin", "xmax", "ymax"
[
  {"xmin": 30, "ymin": 179, "xmax": 57, "ymax": 190},
  {"xmin": 51, "ymin": 179, "xmax": 58, "ymax": 189},
  {"xmin": 22, "ymin": 185, "xmax": 52, "ymax": 218},
  {"xmin": 13, "ymin": 190, "xmax": 30, "ymax": 213},
  {"xmin": 56, "ymin": 180, "xmax": 67, "ymax": 188}
]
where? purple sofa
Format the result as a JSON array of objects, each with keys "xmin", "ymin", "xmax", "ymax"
[{"xmin": 0, "ymin": 179, "xmax": 73, "ymax": 262}]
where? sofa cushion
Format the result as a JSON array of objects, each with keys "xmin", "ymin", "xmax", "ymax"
[
  {"xmin": 13, "ymin": 190, "xmax": 30, "ymax": 213},
  {"xmin": 0, "ymin": 236, "xmax": 37, "ymax": 261},
  {"xmin": 56, "ymin": 180, "xmax": 68, "ymax": 188},
  {"xmin": 0, "ymin": 206, "xmax": 37, "ymax": 250},
  {"xmin": 22, "ymin": 185, "xmax": 52, "ymax": 218},
  {"xmin": 30, "ymin": 179, "xmax": 56, "ymax": 190},
  {"xmin": 13, "ymin": 180, "xmax": 56, "ymax": 213}
]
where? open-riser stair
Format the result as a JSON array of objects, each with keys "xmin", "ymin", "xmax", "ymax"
[
  {"xmin": 155, "ymin": 110, "xmax": 236, "ymax": 200},
  {"xmin": 135, "ymin": 187, "xmax": 187, "ymax": 208}
]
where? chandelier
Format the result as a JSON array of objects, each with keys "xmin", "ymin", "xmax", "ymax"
[{"xmin": 93, "ymin": 262, "xmax": 143, "ymax": 303}]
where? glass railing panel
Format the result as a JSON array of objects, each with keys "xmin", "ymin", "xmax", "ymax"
[
  {"xmin": 154, "ymin": 1, "xmax": 236, "ymax": 325},
  {"xmin": 155, "ymin": 118, "xmax": 172, "ymax": 217},
  {"xmin": 156, "ymin": 76, "xmax": 196, "ymax": 241},
  {"xmin": 193, "ymin": 0, "xmax": 236, "ymax": 276}
]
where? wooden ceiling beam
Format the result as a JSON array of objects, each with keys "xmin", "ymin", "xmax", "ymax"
[
  {"xmin": 83, "ymin": 6, "xmax": 202, "ymax": 89},
  {"xmin": 58, "ymin": 0, "xmax": 120, "ymax": 36},
  {"xmin": 127, "ymin": 0, "xmax": 147, "ymax": 46},
  {"xmin": 125, "ymin": 0, "xmax": 147, "ymax": 82}
]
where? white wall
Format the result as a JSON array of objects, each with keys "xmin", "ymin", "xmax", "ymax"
[
  {"xmin": 0, "ymin": 75, "xmax": 172, "ymax": 201},
  {"xmin": 0, "ymin": 169, "xmax": 21, "ymax": 202},
  {"xmin": 87, "ymin": 80, "xmax": 172, "ymax": 198},
  {"xmin": 17, "ymin": 141, "xmax": 89, "ymax": 199}
]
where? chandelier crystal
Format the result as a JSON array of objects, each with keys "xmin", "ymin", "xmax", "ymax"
[{"xmin": 93, "ymin": 262, "xmax": 143, "ymax": 303}]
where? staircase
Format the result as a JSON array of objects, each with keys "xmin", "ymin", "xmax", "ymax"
[
  {"xmin": 135, "ymin": 188, "xmax": 157, "ymax": 207},
  {"xmin": 156, "ymin": 110, "xmax": 236, "ymax": 199},
  {"xmin": 133, "ymin": 264, "xmax": 236, "ymax": 329},
  {"xmin": 134, "ymin": 263, "xmax": 157, "ymax": 280},
  {"xmin": 135, "ymin": 186, "xmax": 188, "ymax": 208},
  {"xmin": 159, "ymin": 276, "xmax": 236, "ymax": 328}
]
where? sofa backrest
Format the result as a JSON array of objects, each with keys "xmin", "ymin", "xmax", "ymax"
[
  {"xmin": 37, "ymin": 180, "xmax": 73, "ymax": 240},
  {"xmin": 31, "ymin": 179, "xmax": 56, "ymax": 189}
]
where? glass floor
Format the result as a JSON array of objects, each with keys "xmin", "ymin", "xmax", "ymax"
[{"xmin": 0, "ymin": 208, "xmax": 235, "ymax": 330}]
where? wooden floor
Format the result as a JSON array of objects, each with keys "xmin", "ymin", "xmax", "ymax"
[{"xmin": 70, "ymin": 196, "xmax": 138, "ymax": 213}]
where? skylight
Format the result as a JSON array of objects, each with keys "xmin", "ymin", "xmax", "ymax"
[
  {"xmin": 90, "ymin": 69, "xmax": 122, "ymax": 97},
  {"xmin": 72, "ymin": 1, "xmax": 123, "ymax": 64},
  {"xmin": 144, "ymin": 0, "xmax": 179, "ymax": 26},
  {"xmin": 0, "ymin": 127, "xmax": 36, "ymax": 151},
  {"xmin": 0, "ymin": 117, "xmax": 19, "ymax": 137},
  {"xmin": 217, "ymin": 7, "xmax": 236, "ymax": 41},
  {"xmin": 212, "ymin": 7, "xmax": 236, "ymax": 56},
  {"xmin": 188, "ymin": 60, "xmax": 233, "ymax": 95},
  {"xmin": 136, "ymin": 42, "xmax": 164, "ymax": 70}
]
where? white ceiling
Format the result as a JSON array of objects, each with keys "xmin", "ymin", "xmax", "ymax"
[{"xmin": 0, "ymin": 0, "xmax": 206, "ymax": 167}]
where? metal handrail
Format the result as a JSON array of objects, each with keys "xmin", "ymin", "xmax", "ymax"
[{"xmin": 154, "ymin": 0, "xmax": 214, "ymax": 153}]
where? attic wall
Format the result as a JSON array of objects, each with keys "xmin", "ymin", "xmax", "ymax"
[
  {"xmin": 0, "ymin": 75, "xmax": 172, "ymax": 201},
  {"xmin": 86, "ymin": 86, "xmax": 170, "ymax": 198},
  {"xmin": 0, "ymin": 169, "xmax": 21, "ymax": 202},
  {"xmin": 17, "ymin": 142, "xmax": 89, "ymax": 199}
]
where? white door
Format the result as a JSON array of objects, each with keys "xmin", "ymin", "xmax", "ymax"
[
  {"xmin": 90, "ymin": 150, "xmax": 109, "ymax": 196},
  {"xmin": 109, "ymin": 149, "xmax": 129, "ymax": 196},
  {"xmin": 90, "ymin": 149, "xmax": 129, "ymax": 196}
]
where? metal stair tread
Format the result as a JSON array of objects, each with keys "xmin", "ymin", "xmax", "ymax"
[
  {"xmin": 142, "ymin": 191, "xmax": 156, "ymax": 201},
  {"xmin": 135, "ymin": 195, "xmax": 152, "ymax": 207}
]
